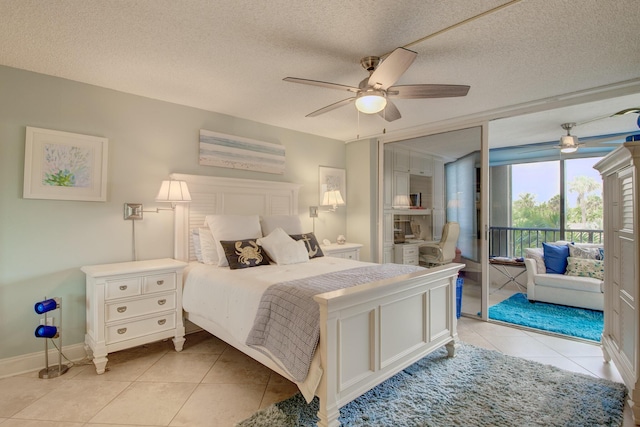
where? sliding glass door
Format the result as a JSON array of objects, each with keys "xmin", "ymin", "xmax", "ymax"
[{"xmin": 381, "ymin": 125, "xmax": 487, "ymax": 319}]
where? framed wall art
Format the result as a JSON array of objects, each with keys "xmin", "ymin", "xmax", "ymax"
[
  {"xmin": 199, "ymin": 129, "xmax": 286, "ymax": 174},
  {"xmin": 23, "ymin": 127, "xmax": 109, "ymax": 201},
  {"xmin": 318, "ymin": 166, "xmax": 346, "ymax": 206}
]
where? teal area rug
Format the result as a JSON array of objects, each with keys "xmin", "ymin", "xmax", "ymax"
[
  {"xmin": 237, "ymin": 343, "xmax": 625, "ymax": 427},
  {"xmin": 489, "ymin": 293, "xmax": 603, "ymax": 341}
]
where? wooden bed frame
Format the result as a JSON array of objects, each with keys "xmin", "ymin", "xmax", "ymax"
[{"xmin": 171, "ymin": 173, "xmax": 463, "ymax": 427}]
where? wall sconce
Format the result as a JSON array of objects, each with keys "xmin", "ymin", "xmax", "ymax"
[
  {"xmin": 124, "ymin": 179, "xmax": 191, "ymax": 260},
  {"xmin": 321, "ymin": 190, "xmax": 345, "ymax": 212},
  {"xmin": 33, "ymin": 297, "xmax": 69, "ymax": 379},
  {"xmin": 309, "ymin": 206, "xmax": 319, "ymax": 234},
  {"xmin": 124, "ymin": 180, "xmax": 191, "ymax": 220}
]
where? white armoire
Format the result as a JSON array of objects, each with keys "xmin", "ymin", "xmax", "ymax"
[{"xmin": 594, "ymin": 141, "xmax": 640, "ymax": 424}]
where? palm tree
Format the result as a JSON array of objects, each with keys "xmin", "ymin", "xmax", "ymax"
[{"xmin": 568, "ymin": 176, "xmax": 601, "ymax": 225}]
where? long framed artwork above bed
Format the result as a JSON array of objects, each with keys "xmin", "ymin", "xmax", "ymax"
[{"xmin": 171, "ymin": 173, "xmax": 463, "ymax": 427}]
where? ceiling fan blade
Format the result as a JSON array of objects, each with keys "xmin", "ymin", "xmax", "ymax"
[
  {"xmin": 367, "ymin": 47, "xmax": 417, "ymax": 90},
  {"xmin": 581, "ymin": 132, "xmax": 636, "ymax": 145},
  {"xmin": 283, "ymin": 77, "xmax": 359, "ymax": 93},
  {"xmin": 378, "ymin": 100, "xmax": 401, "ymax": 122},
  {"xmin": 306, "ymin": 97, "xmax": 356, "ymax": 117},
  {"xmin": 387, "ymin": 84, "xmax": 470, "ymax": 99}
]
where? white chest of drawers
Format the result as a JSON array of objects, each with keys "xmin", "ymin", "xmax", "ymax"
[
  {"xmin": 394, "ymin": 243, "xmax": 421, "ymax": 265},
  {"xmin": 82, "ymin": 258, "xmax": 187, "ymax": 374},
  {"xmin": 320, "ymin": 242, "xmax": 362, "ymax": 260}
]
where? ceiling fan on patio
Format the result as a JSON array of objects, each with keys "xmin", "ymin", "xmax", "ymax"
[
  {"xmin": 517, "ymin": 122, "xmax": 638, "ymax": 157},
  {"xmin": 556, "ymin": 123, "xmax": 583, "ymax": 154},
  {"xmin": 554, "ymin": 122, "xmax": 640, "ymax": 154},
  {"xmin": 283, "ymin": 47, "xmax": 470, "ymax": 122}
]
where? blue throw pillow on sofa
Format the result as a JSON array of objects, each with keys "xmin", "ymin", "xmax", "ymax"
[{"xmin": 543, "ymin": 242, "xmax": 570, "ymax": 274}]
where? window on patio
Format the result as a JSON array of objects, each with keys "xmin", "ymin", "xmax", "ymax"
[{"xmin": 490, "ymin": 156, "xmax": 603, "ymax": 258}]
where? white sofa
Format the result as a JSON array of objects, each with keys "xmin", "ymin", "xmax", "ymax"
[{"xmin": 524, "ymin": 242, "xmax": 604, "ymax": 311}]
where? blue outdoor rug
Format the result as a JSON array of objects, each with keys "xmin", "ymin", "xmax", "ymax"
[
  {"xmin": 237, "ymin": 343, "xmax": 625, "ymax": 426},
  {"xmin": 489, "ymin": 292, "xmax": 604, "ymax": 341}
]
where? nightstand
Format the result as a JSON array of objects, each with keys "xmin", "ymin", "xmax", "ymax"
[
  {"xmin": 82, "ymin": 258, "xmax": 187, "ymax": 374},
  {"xmin": 321, "ymin": 242, "xmax": 362, "ymax": 260}
]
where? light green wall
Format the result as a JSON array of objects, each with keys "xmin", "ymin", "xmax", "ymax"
[
  {"xmin": 0, "ymin": 65, "xmax": 346, "ymax": 360},
  {"xmin": 345, "ymin": 138, "xmax": 378, "ymax": 262}
]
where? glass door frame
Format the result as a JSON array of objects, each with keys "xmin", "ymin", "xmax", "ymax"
[{"xmin": 377, "ymin": 120, "xmax": 490, "ymax": 320}]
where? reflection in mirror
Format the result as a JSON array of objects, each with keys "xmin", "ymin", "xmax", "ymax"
[{"xmin": 383, "ymin": 126, "xmax": 482, "ymax": 318}]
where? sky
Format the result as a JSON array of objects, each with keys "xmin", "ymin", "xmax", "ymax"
[{"xmin": 511, "ymin": 157, "xmax": 603, "ymax": 207}]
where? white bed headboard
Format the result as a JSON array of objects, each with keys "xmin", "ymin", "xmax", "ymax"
[{"xmin": 170, "ymin": 173, "xmax": 301, "ymax": 262}]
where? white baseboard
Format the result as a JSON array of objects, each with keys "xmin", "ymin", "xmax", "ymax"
[
  {"xmin": 1, "ymin": 324, "xmax": 204, "ymax": 379},
  {"xmin": 0, "ymin": 343, "xmax": 88, "ymax": 379}
]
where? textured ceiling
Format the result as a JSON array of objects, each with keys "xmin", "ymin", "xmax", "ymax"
[{"xmin": 1, "ymin": 0, "xmax": 639, "ymax": 147}]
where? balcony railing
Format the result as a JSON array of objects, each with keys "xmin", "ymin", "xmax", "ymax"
[{"xmin": 489, "ymin": 226, "xmax": 604, "ymax": 258}]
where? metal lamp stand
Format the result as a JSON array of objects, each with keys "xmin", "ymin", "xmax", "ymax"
[{"xmin": 37, "ymin": 298, "xmax": 69, "ymax": 379}]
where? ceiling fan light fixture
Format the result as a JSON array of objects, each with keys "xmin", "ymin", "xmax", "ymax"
[
  {"xmin": 559, "ymin": 135, "xmax": 579, "ymax": 153},
  {"xmin": 355, "ymin": 90, "xmax": 387, "ymax": 114},
  {"xmin": 558, "ymin": 122, "xmax": 579, "ymax": 153}
]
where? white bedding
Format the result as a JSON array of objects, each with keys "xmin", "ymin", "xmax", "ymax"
[
  {"xmin": 182, "ymin": 256, "xmax": 375, "ymax": 399},
  {"xmin": 183, "ymin": 256, "xmax": 374, "ymax": 342}
]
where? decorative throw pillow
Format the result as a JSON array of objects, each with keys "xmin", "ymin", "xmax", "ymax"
[
  {"xmin": 198, "ymin": 227, "xmax": 218, "ymax": 265},
  {"xmin": 568, "ymin": 243, "xmax": 603, "ymax": 260},
  {"xmin": 257, "ymin": 227, "xmax": 309, "ymax": 265},
  {"xmin": 524, "ymin": 248, "xmax": 546, "ymax": 274},
  {"xmin": 542, "ymin": 242, "xmax": 570, "ymax": 274},
  {"xmin": 220, "ymin": 239, "xmax": 271, "ymax": 270},
  {"xmin": 205, "ymin": 215, "xmax": 262, "ymax": 267},
  {"xmin": 565, "ymin": 257, "xmax": 604, "ymax": 280},
  {"xmin": 290, "ymin": 233, "xmax": 324, "ymax": 259}
]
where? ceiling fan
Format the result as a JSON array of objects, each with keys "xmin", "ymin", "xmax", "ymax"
[
  {"xmin": 558, "ymin": 122, "xmax": 582, "ymax": 153},
  {"xmin": 283, "ymin": 47, "xmax": 470, "ymax": 122},
  {"xmin": 516, "ymin": 123, "xmax": 635, "ymax": 157}
]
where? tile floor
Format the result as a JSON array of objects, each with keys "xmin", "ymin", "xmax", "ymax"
[{"xmin": 0, "ymin": 318, "xmax": 633, "ymax": 426}]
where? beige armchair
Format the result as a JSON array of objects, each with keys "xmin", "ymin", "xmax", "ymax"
[{"xmin": 419, "ymin": 222, "xmax": 460, "ymax": 267}]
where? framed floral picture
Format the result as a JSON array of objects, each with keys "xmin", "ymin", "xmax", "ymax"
[
  {"xmin": 318, "ymin": 166, "xmax": 346, "ymax": 207},
  {"xmin": 23, "ymin": 127, "xmax": 109, "ymax": 201}
]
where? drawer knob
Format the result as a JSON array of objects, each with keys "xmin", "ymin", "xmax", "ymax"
[
  {"xmin": 117, "ymin": 306, "xmax": 127, "ymax": 313},
  {"xmin": 156, "ymin": 280, "xmax": 164, "ymax": 285},
  {"xmin": 117, "ymin": 328, "xmax": 127, "ymax": 335},
  {"xmin": 158, "ymin": 299, "xmax": 167, "ymax": 305},
  {"xmin": 119, "ymin": 285, "xmax": 128, "ymax": 291},
  {"xmin": 158, "ymin": 319, "xmax": 167, "ymax": 325}
]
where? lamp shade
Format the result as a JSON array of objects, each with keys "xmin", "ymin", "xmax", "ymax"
[
  {"xmin": 322, "ymin": 190, "xmax": 345, "ymax": 208},
  {"xmin": 155, "ymin": 180, "xmax": 191, "ymax": 203},
  {"xmin": 35, "ymin": 298, "xmax": 59, "ymax": 314},
  {"xmin": 35, "ymin": 325, "xmax": 59, "ymax": 339},
  {"xmin": 392, "ymin": 195, "xmax": 411, "ymax": 209},
  {"xmin": 355, "ymin": 91, "xmax": 387, "ymax": 114}
]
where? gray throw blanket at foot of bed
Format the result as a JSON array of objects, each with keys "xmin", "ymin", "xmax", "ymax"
[{"xmin": 246, "ymin": 264, "xmax": 424, "ymax": 382}]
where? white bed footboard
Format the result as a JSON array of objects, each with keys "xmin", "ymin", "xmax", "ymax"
[
  {"xmin": 170, "ymin": 174, "xmax": 463, "ymax": 426},
  {"xmin": 313, "ymin": 263, "xmax": 463, "ymax": 427}
]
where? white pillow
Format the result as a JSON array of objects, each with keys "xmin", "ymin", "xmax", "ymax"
[
  {"xmin": 206, "ymin": 215, "xmax": 262, "ymax": 267},
  {"xmin": 260, "ymin": 215, "xmax": 303, "ymax": 236},
  {"xmin": 191, "ymin": 229, "xmax": 203, "ymax": 263},
  {"xmin": 525, "ymin": 248, "xmax": 546, "ymax": 274},
  {"xmin": 198, "ymin": 227, "xmax": 218, "ymax": 265},
  {"xmin": 257, "ymin": 227, "xmax": 309, "ymax": 265}
]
